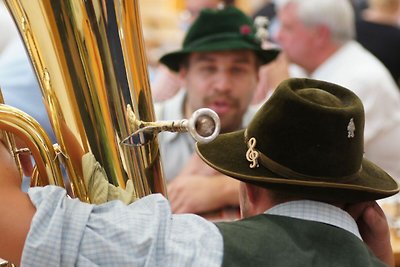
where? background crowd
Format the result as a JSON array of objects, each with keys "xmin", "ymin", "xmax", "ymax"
[
  {"xmin": 1, "ymin": 0, "xmax": 400, "ymax": 266},
  {"xmin": 1, "ymin": 0, "xmax": 400, "ymax": 216}
]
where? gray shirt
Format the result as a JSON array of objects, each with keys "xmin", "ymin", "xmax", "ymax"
[{"xmin": 155, "ymin": 90, "xmax": 195, "ymax": 181}]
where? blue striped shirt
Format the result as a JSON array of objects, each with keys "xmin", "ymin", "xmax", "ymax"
[
  {"xmin": 21, "ymin": 186, "xmax": 362, "ymax": 266},
  {"xmin": 21, "ymin": 186, "xmax": 223, "ymax": 267}
]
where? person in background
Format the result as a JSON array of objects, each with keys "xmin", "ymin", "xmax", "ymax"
[
  {"xmin": 0, "ymin": 2, "xmax": 55, "ymax": 142},
  {"xmin": 150, "ymin": 0, "xmax": 237, "ymax": 103},
  {"xmin": 352, "ymin": 0, "xmax": 370, "ymax": 15},
  {"xmin": 150, "ymin": 1, "xmax": 238, "ymax": 103},
  {"xmin": 0, "ymin": 78, "xmax": 397, "ymax": 266},
  {"xmin": 0, "ymin": 1, "xmax": 18, "ymax": 52},
  {"xmin": 249, "ymin": 0, "xmax": 283, "ymax": 105},
  {"xmin": 155, "ymin": 6, "xmax": 279, "ymax": 217},
  {"xmin": 262, "ymin": 0, "xmax": 400, "ymax": 184},
  {"xmin": 0, "ymin": 39, "xmax": 55, "ymax": 143},
  {"xmin": 356, "ymin": 0, "xmax": 400, "ymax": 86}
]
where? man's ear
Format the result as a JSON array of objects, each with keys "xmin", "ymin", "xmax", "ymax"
[
  {"xmin": 314, "ymin": 25, "xmax": 331, "ymax": 47},
  {"xmin": 244, "ymin": 183, "xmax": 261, "ymax": 205},
  {"xmin": 178, "ymin": 65, "xmax": 188, "ymax": 81},
  {"xmin": 176, "ymin": 67, "xmax": 187, "ymax": 89}
]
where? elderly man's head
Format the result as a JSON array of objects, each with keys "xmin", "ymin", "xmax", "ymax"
[{"xmin": 274, "ymin": 0, "xmax": 355, "ymax": 73}]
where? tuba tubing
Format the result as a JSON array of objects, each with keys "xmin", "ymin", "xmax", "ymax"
[
  {"xmin": 0, "ymin": 103, "xmax": 64, "ymax": 187},
  {"xmin": 2, "ymin": 0, "xmax": 221, "ymax": 202},
  {"xmin": 3, "ymin": 0, "xmax": 167, "ymax": 201}
]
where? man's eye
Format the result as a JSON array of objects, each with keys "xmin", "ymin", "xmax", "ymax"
[
  {"xmin": 200, "ymin": 66, "xmax": 215, "ymax": 73},
  {"xmin": 231, "ymin": 67, "xmax": 246, "ymax": 74}
]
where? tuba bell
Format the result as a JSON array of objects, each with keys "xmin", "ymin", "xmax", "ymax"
[{"xmin": 1, "ymin": 0, "xmax": 220, "ymax": 202}]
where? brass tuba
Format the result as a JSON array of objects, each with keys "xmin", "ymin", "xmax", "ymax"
[{"xmin": 1, "ymin": 0, "xmax": 220, "ymax": 202}]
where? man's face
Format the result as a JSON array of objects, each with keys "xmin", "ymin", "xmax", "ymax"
[
  {"xmin": 275, "ymin": 4, "xmax": 318, "ymax": 68},
  {"xmin": 180, "ymin": 50, "xmax": 259, "ymax": 133}
]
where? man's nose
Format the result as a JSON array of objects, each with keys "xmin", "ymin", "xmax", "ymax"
[{"xmin": 214, "ymin": 72, "xmax": 232, "ymax": 92}]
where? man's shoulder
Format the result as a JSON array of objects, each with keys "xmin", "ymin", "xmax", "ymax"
[
  {"xmin": 315, "ymin": 42, "xmax": 399, "ymax": 93},
  {"xmin": 215, "ymin": 214, "xmax": 364, "ymax": 247},
  {"xmin": 215, "ymin": 214, "xmax": 385, "ymax": 267},
  {"xmin": 337, "ymin": 42, "xmax": 394, "ymax": 76}
]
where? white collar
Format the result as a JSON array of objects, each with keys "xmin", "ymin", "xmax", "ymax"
[{"xmin": 265, "ymin": 200, "xmax": 362, "ymax": 240}]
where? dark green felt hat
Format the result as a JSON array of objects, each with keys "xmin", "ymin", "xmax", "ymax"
[
  {"xmin": 197, "ymin": 78, "xmax": 399, "ymax": 202},
  {"xmin": 160, "ymin": 6, "xmax": 280, "ymax": 72}
]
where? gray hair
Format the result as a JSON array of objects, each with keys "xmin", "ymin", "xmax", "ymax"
[{"xmin": 275, "ymin": 0, "xmax": 355, "ymax": 43}]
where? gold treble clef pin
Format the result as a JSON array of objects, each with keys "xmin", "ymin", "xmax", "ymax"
[{"xmin": 246, "ymin": 137, "xmax": 260, "ymax": 168}]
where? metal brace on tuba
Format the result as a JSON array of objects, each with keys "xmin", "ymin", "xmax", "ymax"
[{"xmin": 1, "ymin": 0, "xmax": 220, "ymax": 204}]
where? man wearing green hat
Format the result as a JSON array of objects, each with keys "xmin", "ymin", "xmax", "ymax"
[
  {"xmin": 155, "ymin": 5, "xmax": 279, "ymax": 215},
  {"xmin": 0, "ymin": 78, "xmax": 398, "ymax": 266}
]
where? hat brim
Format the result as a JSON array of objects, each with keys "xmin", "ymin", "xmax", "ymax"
[
  {"xmin": 196, "ymin": 130, "xmax": 399, "ymax": 202},
  {"xmin": 160, "ymin": 40, "xmax": 280, "ymax": 72}
]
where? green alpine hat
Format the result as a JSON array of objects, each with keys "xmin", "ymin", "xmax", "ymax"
[
  {"xmin": 159, "ymin": 6, "xmax": 280, "ymax": 72},
  {"xmin": 197, "ymin": 78, "xmax": 399, "ymax": 202}
]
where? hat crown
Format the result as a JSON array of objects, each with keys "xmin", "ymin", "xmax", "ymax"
[
  {"xmin": 159, "ymin": 6, "xmax": 280, "ymax": 72},
  {"xmin": 246, "ymin": 78, "xmax": 365, "ymax": 178},
  {"xmin": 183, "ymin": 6, "xmax": 259, "ymax": 48},
  {"xmin": 197, "ymin": 78, "xmax": 399, "ymax": 201}
]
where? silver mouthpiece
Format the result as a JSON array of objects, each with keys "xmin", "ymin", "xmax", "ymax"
[{"xmin": 121, "ymin": 107, "xmax": 220, "ymax": 146}]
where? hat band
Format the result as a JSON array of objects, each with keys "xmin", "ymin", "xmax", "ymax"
[
  {"xmin": 244, "ymin": 131, "xmax": 362, "ymax": 181},
  {"xmin": 184, "ymin": 32, "xmax": 258, "ymax": 49}
]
